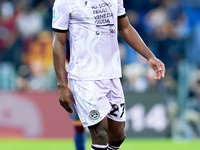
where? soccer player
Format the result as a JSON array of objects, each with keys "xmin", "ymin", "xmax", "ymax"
[{"xmin": 52, "ymin": 0, "xmax": 165, "ymax": 150}]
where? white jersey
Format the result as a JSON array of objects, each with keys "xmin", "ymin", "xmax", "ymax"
[{"xmin": 52, "ymin": 0, "xmax": 126, "ymax": 80}]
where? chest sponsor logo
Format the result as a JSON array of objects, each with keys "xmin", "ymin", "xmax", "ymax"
[
  {"xmin": 96, "ymin": 27, "xmax": 116, "ymax": 36},
  {"xmin": 91, "ymin": 2, "xmax": 114, "ymax": 26}
]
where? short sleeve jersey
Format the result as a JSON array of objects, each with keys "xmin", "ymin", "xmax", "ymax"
[{"xmin": 52, "ymin": 0, "xmax": 126, "ymax": 80}]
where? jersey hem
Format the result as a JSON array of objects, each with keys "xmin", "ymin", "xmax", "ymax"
[
  {"xmin": 118, "ymin": 13, "xmax": 126, "ymax": 19},
  {"xmin": 52, "ymin": 28, "xmax": 68, "ymax": 33}
]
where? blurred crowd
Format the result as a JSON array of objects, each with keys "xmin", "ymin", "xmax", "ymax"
[
  {"xmin": 0, "ymin": 0, "xmax": 55, "ymax": 91},
  {"xmin": 0, "ymin": 0, "xmax": 200, "ymax": 138}
]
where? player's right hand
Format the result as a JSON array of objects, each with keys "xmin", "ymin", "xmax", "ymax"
[{"xmin": 57, "ymin": 85, "xmax": 75, "ymax": 114}]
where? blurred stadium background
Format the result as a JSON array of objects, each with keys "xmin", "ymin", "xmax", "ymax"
[{"xmin": 0, "ymin": 0, "xmax": 200, "ymax": 149}]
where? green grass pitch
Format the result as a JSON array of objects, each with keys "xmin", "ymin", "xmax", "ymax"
[{"xmin": 0, "ymin": 138, "xmax": 199, "ymax": 150}]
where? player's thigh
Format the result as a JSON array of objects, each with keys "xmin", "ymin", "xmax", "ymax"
[
  {"xmin": 88, "ymin": 117, "xmax": 108, "ymax": 145},
  {"xmin": 108, "ymin": 118, "xmax": 125, "ymax": 145}
]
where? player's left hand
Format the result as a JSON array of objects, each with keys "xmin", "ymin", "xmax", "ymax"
[{"xmin": 148, "ymin": 57, "xmax": 165, "ymax": 80}]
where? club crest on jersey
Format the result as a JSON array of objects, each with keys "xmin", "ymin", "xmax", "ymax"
[{"xmin": 89, "ymin": 110, "xmax": 100, "ymax": 120}]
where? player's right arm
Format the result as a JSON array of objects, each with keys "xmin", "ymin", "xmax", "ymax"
[
  {"xmin": 52, "ymin": 31, "xmax": 75, "ymax": 114},
  {"xmin": 52, "ymin": 0, "xmax": 75, "ymax": 113}
]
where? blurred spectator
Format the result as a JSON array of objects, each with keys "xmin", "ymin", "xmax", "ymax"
[
  {"xmin": 26, "ymin": 61, "xmax": 47, "ymax": 91},
  {"xmin": 18, "ymin": 31, "xmax": 54, "ymax": 91},
  {"xmin": 15, "ymin": 1, "xmax": 43, "ymax": 39},
  {"xmin": 123, "ymin": 63, "xmax": 148, "ymax": 92},
  {"xmin": 22, "ymin": 31, "xmax": 53, "ymax": 69},
  {"xmin": 0, "ymin": 0, "xmax": 22, "ymax": 70},
  {"xmin": 0, "ymin": 62, "xmax": 16, "ymax": 90},
  {"xmin": 0, "ymin": 0, "xmax": 54, "ymax": 91},
  {"xmin": 185, "ymin": 23, "xmax": 200, "ymax": 66},
  {"xmin": 35, "ymin": 0, "xmax": 54, "ymax": 30},
  {"xmin": 185, "ymin": 69, "xmax": 200, "ymax": 137}
]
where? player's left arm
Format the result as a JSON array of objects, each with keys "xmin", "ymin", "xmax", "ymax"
[{"xmin": 118, "ymin": 16, "xmax": 165, "ymax": 79}]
